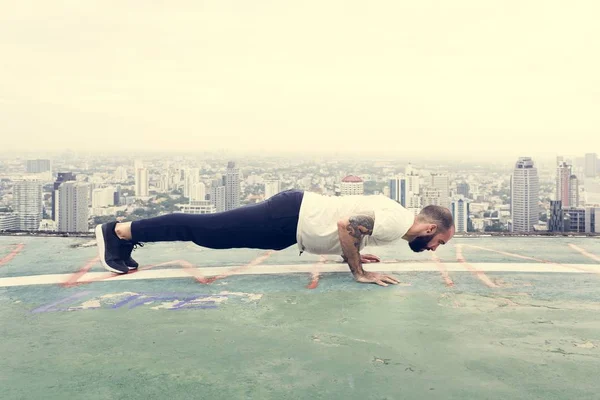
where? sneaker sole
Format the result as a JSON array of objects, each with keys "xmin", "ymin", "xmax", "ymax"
[{"xmin": 95, "ymin": 225, "xmax": 127, "ymax": 274}]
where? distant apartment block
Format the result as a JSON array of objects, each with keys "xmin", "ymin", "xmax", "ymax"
[
  {"xmin": 26, "ymin": 159, "xmax": 51, "ymax": 174},
  {"xmin": 134, "ymin": 161, "xmax": 149, "ymax": 197},
  {"xmin": 264, "ymin": 179, "xmax": 282, "ymax": 200},
  {"xmin": 585, "ymin": 153, "xmax": 598, "ymax": 178},
  {"xmin": 0, "ymin": 213, "xmax": 19, "ymax": 230},
  {"xmin": 451, "ymin": 196, "xmax": 470, "ymax": 233},
  {"xmin": 177, "ymin": 200, "xmax": 216, "ymax": 214},
  {"xmin": 510, "ymin": 157, "xmax": 539, "ymax": 233},
  {"xmin": 430, "ymin": 173, "xmax": 449, "ymax": 209},
  {"xmin": 341, "ymin": 175, "xmax": 364, "ymax": 196},
  {"xmin": 13, "ymin": 179, "xmax": 43, "ymax": 230},
  {"xmin": 52, "ymin": 172, "xmax": 76, "ymax": 221},
  {"xmin": 57, "ymin": 182, "xmax": 89, "ymax": 233},
  {"xmin": 225, "ymin": 162, "xmax": 240, "ymax": 210}
]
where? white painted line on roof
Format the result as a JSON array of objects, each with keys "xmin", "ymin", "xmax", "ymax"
[
  {"xmin": 569, "ymin": 244, "xmax": 600, "ymax": 262},
  {"xmin": 0, "ymin": 262, "xmax": 598, "ymax": 288}
]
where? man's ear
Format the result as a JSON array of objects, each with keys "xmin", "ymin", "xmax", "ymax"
[{"xmin": 426, "ymin": 224, "xmax": 438, "ymax": 235}]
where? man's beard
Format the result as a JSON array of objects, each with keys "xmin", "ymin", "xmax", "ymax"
[{"xmin": 409, "ymin": 234, "xmax": 435, "ymax": 252}]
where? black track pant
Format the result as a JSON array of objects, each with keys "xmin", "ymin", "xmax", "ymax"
[{"xmin": 130, "ymin": 189, "xmax": 304, "ymax": 251}]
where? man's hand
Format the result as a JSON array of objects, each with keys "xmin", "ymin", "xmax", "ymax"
[{"xmin": 355, "ymin": 271, "xmax": 400, "ymax": 287}]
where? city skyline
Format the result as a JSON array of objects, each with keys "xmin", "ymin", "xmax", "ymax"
[{"xmin": 1, "ymin": 1, "xmax": 599, "ymax": 158}]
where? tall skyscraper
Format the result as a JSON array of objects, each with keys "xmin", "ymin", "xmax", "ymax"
[
  {"xmin": 569, "ymin": 175, "xmax": 579, "ymax": 207},
  {"xmin": 556, "ymin": 162, "xmax": 572, "ymax": 207},
  {"xmin": 113, "ymin": 166, "xmax": 128, "ymax": 182},
  {"xmin": 26, "ymin": 159, "xmax": 51, "ymax": 174},
  {"xmin": 57, "ymin": 182, "xmax": 89, "ymax": 233},
  {"xmin": 389, "ymin": 178, "xmax": 405, "ymax": 205},
  {"xmin": 225, "ymin": 162, "xmax": 240, "ymax": 210},
  {"xmin": 548, "ymin": 200, "xmax": 563, "ymax": 232},
  {"xmin": 13, "ymin": 180, "xmax": 43, "ymax": 230},
  {"xmin": 190, "ymin": 182, "xmax": 207, "ymax": 201},
  {"xmin": 264, "ymin": 179, "xmax": 282, "ymax": 200},
  {"xmin": 430, "ymin": 173, "xmax": 449, "ymax": 209},
  {"xmin": 184, "ymin": 168, "xmax": 200, "ymax": 198},
  {"xmin": 510, "ymin": 157, "xmax": 540, "ymax": 232},
  {"xmin": 390, "ymin": 173, "xmax": 420, "ymax": 207},
  {"xmin": 210, "ymin": 178, "xmax": 226, "ymax": 213},
  {"xmin": 451, "ymin": 196, "xmax": 470, "ymax": 233},
  {"xmin": 341, "ymin": 175, "xmax": 364, "ymax": 196},
  {"xmin": 421, "ymin": 188, "xmax": 442, "ymax": 207},
  {"xmin": 92, "ymin": 187, "xmax": 115, "ymax": 208},
  {"xmin": 134, "ymin": 161, "xmax": 149, "ymax": 197},
  {"xmin": 585, "ymin": 153, "xmax": 598, "ymax": 178},
  {"xmin": 52, "ymin": 172, "xmax": 76, "ymax": 220},
  {"xmin": 406, "ymin": 173, "xmax": 420, "ymax": 196}
]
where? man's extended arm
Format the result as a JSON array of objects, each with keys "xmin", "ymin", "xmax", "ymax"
[{"xmin": 337, "ymin": 214, "xmax": 399, "ymax": 287}]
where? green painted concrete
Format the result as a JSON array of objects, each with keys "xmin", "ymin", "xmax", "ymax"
[{"xmin": 2, "ymin": 286, "xmax": 600, "ymax": 400}]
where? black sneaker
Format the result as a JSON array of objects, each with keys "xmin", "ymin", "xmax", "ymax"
[
  {"xmin": 95, "ymin": 221, "xmax": 128, "ymax": 274},
  {"xmin": 120, "ymin": 241, "xmax": 143, "ymax": 270}
]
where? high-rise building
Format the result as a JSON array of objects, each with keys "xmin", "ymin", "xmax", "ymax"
[
  {"xmin": 510, "ymin": 157, "xmax": 539, "ymax": 232},
  {"xmin": 184, "ymin": 168, "xmax": 200, "ymax": 198},
  {"xmin": 113, "ymin": 166, "xmax": 128, "ymax": 182},
  {"xmin": 569, "ymin": 175, "xmax": 579, "ymax": 207},
  {"xmin": 134, "ymin": 161, "xmax": 149, "ymax": 197},
  {"xmin": 264, "ymin": 179, "xmax": 282, "ymax": 200},
  {"xmin": 26, "ymin": 159, "xmax": 51, "ymax": 174},
  {"xmin": 585, "ymin": 207, "xmax": 600, "ymax": 233},
  {"xmin": 548, "ymin": 200, "xmax": 563, "ymax": 232},
  {"xmin": 563, "ymin": 208, "xmax": 586, "ymax": 233},
  {"xmin": 457, "ymin": 182, "xmax": 470, "ymax": 198},
  {"xmin": 0, "ymin": 213, "xmax": 19, "ymax": 230},
  {"xmin": 92, "ymin": 187, "xmax": 115, "ymax": 208},
  {"xmin": 210, "ymin": 178, "xmax": 226, "ymax": 213},
  {"xmin": 556, "ymin": 162, "xmax": 572, "ymax": 207},
  {"xmin": 430, "ymin": 173, "xmax": 449, "ymax": 209},
  {"xmin": 585, "ymin": 153, "xmax": 598, "ymax": 178},
  {"xmin": 57, "ymin": 182, "xmax": 89, "ymax": 233},
  {"xmin": 114, "ymin": 185, "xmax": 122, "ymax": 206},
  {"xmin": 421, "ymin": 188, "xmax": 442, "ymax": 207},
  {"xmin": 341, "ymin": 175, "xmax": 364, "ymax": 196},
  {"xmin": 190, "ymin": 182, "xmax": 206, "ymax": 201},
  {"xmin": 390, "ymin": 174, "xmax": 420, "ymax": 207},
  {"xmin": 225, "ymin": 162, "xmax": 240, "ymax": 210},
  {"xmin": 451, "ymin": 196, "xmax": 470, "ymax": 233},
  {"xmin": 13, "ymin": 180, "xmax": 43, "ymax": 230},
  {"xmin": 389, "ymin": 178, "xmax": 405, "ymax": 205},
  {"xmin": 52, "ymin": 172, "xmax": 76, "ymax": 220}
]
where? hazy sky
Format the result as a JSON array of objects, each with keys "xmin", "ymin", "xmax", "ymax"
[{"xmin": 1, "ymin": 1, "xmax": 599, "ymax": 159}]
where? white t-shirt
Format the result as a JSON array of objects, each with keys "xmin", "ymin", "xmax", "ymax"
[{"xmin": 296, "ymin": 192, "xmax": 415, "ymax": 255}]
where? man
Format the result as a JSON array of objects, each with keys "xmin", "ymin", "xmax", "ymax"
[{"xmin": 95, "ymin": 189, "xmax": 454, "ymax": 287}]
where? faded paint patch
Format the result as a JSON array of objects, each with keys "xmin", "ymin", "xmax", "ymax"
[
  {"xmin": 219, "ymin": 291, "xmax": 263, "ymax": 301},
  {"xmin": 30, "ymin": 290, "xmax": 264, "ymax": 313},
  {"xmin": 574, "ymin": 341, "xmax": 596, "ymax": 349}
]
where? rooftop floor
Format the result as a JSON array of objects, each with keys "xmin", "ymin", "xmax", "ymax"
[{"xmin": 1, "ymin": 236, "xmax": 600, "ymax": 399}]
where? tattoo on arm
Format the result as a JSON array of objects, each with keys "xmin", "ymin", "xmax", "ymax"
[
  {"xmin": 347, "ymin": 215, "xmax": 374, "ymax": 241},
  {"xmin": 339, "ymin": 214, "xmax": 375, "ymax": 277}
]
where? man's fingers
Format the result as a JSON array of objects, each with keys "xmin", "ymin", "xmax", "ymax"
[
  {"xmin": 383, "ymin": 275, "xmax": 400, "ymax": 284},
  {"xmin": 376, "ymin": 280, "xmax": 388, "ymax": 287}
]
